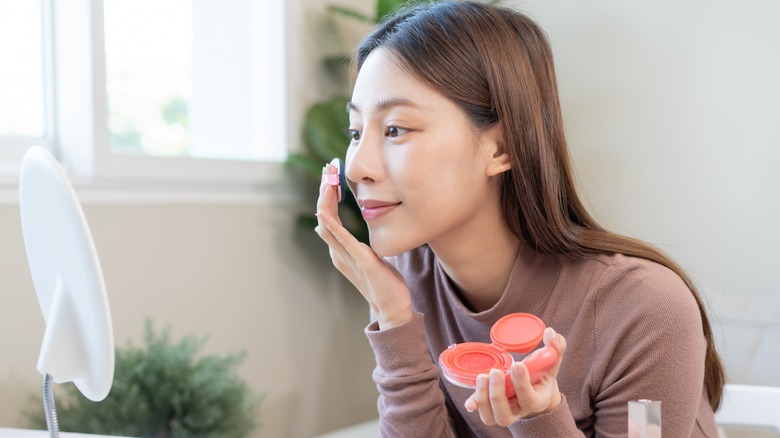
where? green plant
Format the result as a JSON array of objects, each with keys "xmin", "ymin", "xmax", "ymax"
[{"xmin": 24, "ymin": 319, "xmax": 262, "ymax": 438}]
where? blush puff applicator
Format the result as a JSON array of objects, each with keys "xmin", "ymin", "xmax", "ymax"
[{"xmin": 322, "ymin": 157, "xmax": 346, "ymax": 203}]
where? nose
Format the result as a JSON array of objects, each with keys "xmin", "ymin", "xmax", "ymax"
[{"xmin": 345, "ymin": 127, "xmax": 384, "ymax": 186}]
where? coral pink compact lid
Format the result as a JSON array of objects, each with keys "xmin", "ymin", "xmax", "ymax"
[{"xmin": 490, "ymin": 313, "xmax": 546, "ymax": 353}]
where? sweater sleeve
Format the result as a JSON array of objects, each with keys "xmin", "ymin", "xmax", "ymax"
[
  {"xmin": 365, "ymin": 312, "xmax": 457, "ymax": 438},
  {"xmin": 509, "ymin": 395, "xmax": 584, "ymax": 437}
]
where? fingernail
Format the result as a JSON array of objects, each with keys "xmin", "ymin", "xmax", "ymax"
[
  {"xmin": 511, "ymin": 362, "xmax": 523, "ymax": 377},
  {"xmin": 465, "ymin": 398, "xmax": 475, "ymax": 412},
  {"xmin": 544, "ymin": 326, "xmax": 556, "ymax": 344},
  {"xmin": 490, "ymin": 369, "xmax": 502, "ymax": 383}
]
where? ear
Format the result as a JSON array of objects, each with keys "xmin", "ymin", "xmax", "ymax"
[{"xmin": 481, "ymin": 123, "xmax": 511, "ymax": 177}]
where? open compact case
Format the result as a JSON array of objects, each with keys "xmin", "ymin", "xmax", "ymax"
[{"xmin": 438, "ymin": 313, "xmax": 558, "ymax": 399}]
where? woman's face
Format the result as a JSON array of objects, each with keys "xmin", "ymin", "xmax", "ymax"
[{"xmin": 346, "ymin": 48, "xmax": 503, "ymax": 256}]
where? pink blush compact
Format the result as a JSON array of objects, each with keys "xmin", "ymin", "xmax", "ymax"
[{"xmin": 438, "ymin": 313, "xmax": 558, "ymax": 399}]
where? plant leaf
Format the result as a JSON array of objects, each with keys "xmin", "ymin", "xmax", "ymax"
[
  {"xmin": 327, "ymin": 5, "xmax": 374, "ymax": 24},
  {"xmin": 303, "ymin": 96, "xmax": 350, "ymax": 162},
  {"xmin": 376, "ymin": 0, "xmax": 431, "ymax": 22},
  {"xmin": 23, "ymin": 319, "xmax": 260, "ymax": 437},
  {"xmin": 323, "ymin": 54, "xmax": 351, "ymax": 76},
  {"xmin": 296, "ymin": 214, "xmax": 319, "ymax": 231},
  {"xmin": 286, "ymin": 152, "xmax": 324, "ymax": 180},
  {"xmin": 376, "ymin": 0, "xmax": 405, "ymax": 22},
  {"xmin": 323, "ymin": 54, "xmax": 352, "ymax": 84}
]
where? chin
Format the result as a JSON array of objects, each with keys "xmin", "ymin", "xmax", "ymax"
[{"xmin": 368, "ymin": 228, "xmax": 416, "ymax": 257}]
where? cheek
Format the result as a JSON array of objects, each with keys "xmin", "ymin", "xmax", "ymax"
[
  {"xmin": 402, "ymin": 151, "xmax": 480, "ymax": 203},
  {"xmin": 397, "ymin": 169, "xmax": 481, "ymax": 230}
]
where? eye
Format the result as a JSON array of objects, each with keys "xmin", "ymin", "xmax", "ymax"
[
  {"xmin": 345, "ymin": 128, "xmax": 361, "ymax": 141},
  {"xmin": 384, "ymin": 125, "xmax": 407, "ymax": 138}
]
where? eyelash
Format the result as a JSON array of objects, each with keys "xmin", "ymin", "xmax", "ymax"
[
  {"xmin": 345, "ymin": 128, "xmax": 361, "ymax": 141},
  {"xmin": 344, "ymin": 125, "xmax": 408, "ymax": 142}
]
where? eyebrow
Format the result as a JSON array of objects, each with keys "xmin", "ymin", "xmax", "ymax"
[{"xmin": 346, "ymin": 97, "xmax": 422, "ymax": 114}]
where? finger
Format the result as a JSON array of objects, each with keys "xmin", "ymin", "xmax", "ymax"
[
  {"xmin": 509, "ymin": 362, "xmax": 546, "ymax": 414},
  {"xmin": 465, "ymin": 395, "xmax": 477, "ymax": 413},
  {"xmin": 316, "ymin": 209, "xmax": 383, "ymax": 284},
  {"xmin": 543, "ymin": 327, "xmax": 567, "ymax": 377},
  {"xmin": 316, "ymin": 163, "xmax": 341, "ymax": 220},
  {"xmin": 315, "ymin": 209, "xmax": 352, "ymax": 266},
  {"xmin": 314, "ymin": 213, "xmax": 365, "ymax": 288},
  {"xmin": 474, "ymin": 374, "xmax": 496, "ymax": 426},
  {"xmin": 329, "ymin": 157, "xmax": 344, "ymax": 202},
  {"xmin": 511, "ymin": 343, "xmax": 567, "ymax": 417},
  {"xmin": 316, "ymin": 209, "xmax": 364, "ymax": 259},
  {"xmin": 315, "ymin": 163, "xmax": 343, "ymax": 247},
  {"xmin": 488, "ymin": 369, "xmax": 515, "ymax": 427},
  {"xmin": 314, "ymin": 205, "xmax": 343, "ymax": 248},
  {"xmin": 314, "ymin": 162, "xmax": 346, "ymax": 237}
]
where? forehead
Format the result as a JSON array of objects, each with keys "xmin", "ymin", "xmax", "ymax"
[{"xmin": 349, "ymin": 48, "xmax": 444, "ymax": 115}]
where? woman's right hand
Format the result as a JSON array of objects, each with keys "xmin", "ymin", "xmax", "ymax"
[{"xmin": 315, "ymin": 162, "xmax": 413, "ymax": 330}]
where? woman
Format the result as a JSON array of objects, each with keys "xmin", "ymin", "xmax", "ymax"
[{"xmin": 315, "ymin": 2, "xmax": 724, "ymax": 436}]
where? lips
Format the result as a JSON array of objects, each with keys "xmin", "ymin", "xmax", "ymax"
[{"xmin": 358, "ymin": 199, "xmax": 401, "ymax": 220}]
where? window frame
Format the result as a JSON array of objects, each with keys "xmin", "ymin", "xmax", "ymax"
[
  {"xmin": 0, "ymin": 0, "xmax": 57, "ymax": 174},
  {"xmin": 2, "ymin": 0, "xmax": 291, "ymax": 198}
]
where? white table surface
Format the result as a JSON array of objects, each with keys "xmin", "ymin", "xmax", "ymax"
[
  {"xmin": 313, "ymin": 419, "xmax": 379, "ymax": 438},
  {"xmin": 0, "ymin": 428, "xmax": 132, "ymax": 438}
]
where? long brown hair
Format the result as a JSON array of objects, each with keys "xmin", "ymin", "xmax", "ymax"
[{"xmin": 355, "ymin": 1, "xmax": 724, "ymax": 409}]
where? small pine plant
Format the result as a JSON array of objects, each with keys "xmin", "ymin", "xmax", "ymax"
[{"xmin": 25, "ymin": 319, "xmax": 262, "ymax": 438}]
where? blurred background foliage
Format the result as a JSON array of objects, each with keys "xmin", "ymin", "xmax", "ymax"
[{"xmin": 25, "ymin": 319, "xmax": 262, "ymax": 438}]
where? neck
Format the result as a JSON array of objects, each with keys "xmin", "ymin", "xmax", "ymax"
[{"xmin": 429, "ymin": 219, "xmax": 521, "ymax": 313}]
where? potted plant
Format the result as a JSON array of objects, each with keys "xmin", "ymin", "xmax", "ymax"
[{"xmin": 24, "ymin": 319, "xmax": 262, "ymax": 438}]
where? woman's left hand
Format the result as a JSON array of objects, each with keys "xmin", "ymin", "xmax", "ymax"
[{"xmin": 464, "ymin": 327, "xmax": 567, "ymax": 426}]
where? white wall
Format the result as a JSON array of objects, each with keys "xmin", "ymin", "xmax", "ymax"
[{"xmin": 514, "ymin": 0, "xmax": 780, "ymax": 386}]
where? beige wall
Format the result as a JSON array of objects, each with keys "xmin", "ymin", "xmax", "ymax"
[
  {"xmin": 0, "ymin": 202, "xmax": 378, "ymax": 438},
  {"xmin": 0, "ymin": 1, "xmax": 381, "ymax": 436}
]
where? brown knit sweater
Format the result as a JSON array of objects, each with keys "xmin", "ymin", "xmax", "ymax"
[{"xmin": 364, "ymin": 244, "xmax": 719, "ymax": 437}]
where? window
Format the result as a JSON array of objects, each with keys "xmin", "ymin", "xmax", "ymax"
[
  {"xmin": 103, "ymin": 0, "xmax": 194, "ymax": 158},
  {"xmin": 1, "ymin": 0, "xmax": 287, "ymax": 187},
  {"xmin": 0, "ymin": 1, "xmax": 45, "ymax": 138},
  {"xmin": 0, "ymin": 0, "xmax": 54, "ymax": 172}
]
